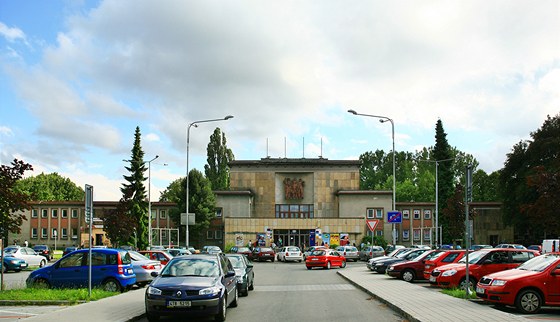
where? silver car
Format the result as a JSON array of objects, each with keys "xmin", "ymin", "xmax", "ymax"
[
  {"xmin": 359, "ymin": 246, "xmax": 385, "ymax": 261},
  {"xmin": 128, "ymin": 250, "xmax": 162, "ymax": 287},
  {"xmin": 335, "ymin": 246, "xmax": 359, "ymax": 262}
]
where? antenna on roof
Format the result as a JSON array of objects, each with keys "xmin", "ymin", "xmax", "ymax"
[
  {"xmin": 266, "ymin": 138, "xmax": 270, "ymax": 158},
  {"xmin": 320, "ymin": 137, "xmax": 323, "ymax": 158},
  {"xmin": 284, "ymin": 137, "xmax": 287, "ymax": 158},
  {"xmin": 303, "ymin": 137, "xmax": 305, "ymax": 158}
]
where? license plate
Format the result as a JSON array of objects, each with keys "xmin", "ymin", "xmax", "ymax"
[
  {"xmin": 429, "ymin": 276, "xmax": 436, "ymax": 282},
  {"xmin": 167, "ymin": 300, "xmax": 191, "ymax": 308},
  {"xmin": 127, "ymin": 268, "xmax": 133, "ymax": 274},
  {"xmin": 312, "ymin": 258, "xmax": 318, "ymax": 261},
  {"xmin": 476, "ymin": 286, "xmax": 485, "ymax": 294}
]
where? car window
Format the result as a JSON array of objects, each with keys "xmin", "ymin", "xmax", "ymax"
[
  {"xmin": 489, "ymin": 251, "xmax": 509, "ymax": 264},
  {"xmin": 85, "ymin": 252, "xmax": 107, "ymax": 266},
  {"xmin": 511, "ymin": 251, "xmax": 531, "ymax": 263},
  {"xmin": 59, "ymin": 252, "xmax": 84, "ymax": 268},
  {"xmin": 442, "ymin": 252, "xmax": 460, "ymax": 263},
  {"xmin": 227, "ymin": 256, "xmax": 245, "ymax": 268}
]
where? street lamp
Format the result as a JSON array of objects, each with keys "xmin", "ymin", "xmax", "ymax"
[
  {"xmin": 348, "ymin": 109, "xmax": 396, "ymax": 246},
  {"xmin": 186, "ymin": 115, "xmax": 234, "ymax": 248}
]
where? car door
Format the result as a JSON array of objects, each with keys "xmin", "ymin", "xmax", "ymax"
[
  {"xmin": 22, "ymin": 247, "xmax": 42, "ymax": 266},
  {"xmin": 544, "ymin": 261, "xmax": 560, "ymax": 304},
  {"xmin": 49, "ymin": 251, "xmax": 88, "ymax": 288},
  {"xmin": 220, "ymin": 256, "xmax": 236, "ymax": 303}
]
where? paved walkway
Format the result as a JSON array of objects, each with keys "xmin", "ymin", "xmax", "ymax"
[{"xmin": 23, "ymin": 266, "xmax": 529, "ymax": 322}]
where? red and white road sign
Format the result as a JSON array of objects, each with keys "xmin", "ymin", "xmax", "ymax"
[{"xmin": 366, "ymin": 219, "xmax": 379, "ymax": 232}]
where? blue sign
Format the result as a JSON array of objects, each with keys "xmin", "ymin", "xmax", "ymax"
[{"xmin": 387, "ymin": 211, "xmax": 402, "ymax": 223}]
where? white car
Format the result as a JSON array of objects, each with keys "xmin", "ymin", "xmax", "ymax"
[
  {"xmin": 277, "ymin": 246, "xmax": 303, "ymax": 262},
  {"xmin": 4, "ymin": 246, "xmax": 47, "ymax": 267},
  {"xmin": 335, "ymin": 246, "xmax": 360, "ymax": 262}
]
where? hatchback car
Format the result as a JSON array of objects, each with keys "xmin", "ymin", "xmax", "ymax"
[
  {"xmin": 32, "ymin": 245, "xmax": 53, "ymax": 261},
  {"xmin": 367, "ymin": 248, "xmax": 410, "ymax": 271},
  {"xmin": 430, "ymin": 248, "xmax": 539, "ymax": 289},
  {"xmin": 1, "ymin": 251, "xmax": 28, "ymax": 272},
  {"xmin": 303, "ymin": 246, "xmax": 327, "ymax": 260},
  {"xmin": 423, "ymin": 250, "xmax": 468, "ymax": 280},
  {"xmin": 63, "ymin": 246, "xmax": 78, "ymax": 257},
  {"xmin": 335, "ymin": 245, "xmax": 359, "ymax": 262},
  {"xmin": 225, "ymin": 253, "xmax": 255, "ymax": 296},
  {"xmin": 358, "ymin": 246, "xmax": 385, "ymax": 261},
  {"xmin": 4, "ymin": 246, "xmax": 47, "ymax": 267},
  {"xmin": 306, "ymin": 249, "xmax": 346, "ymax": 270},
  {"xmin": 372, "ymin": 248, "xmax": 429, "ymax": 274},
  {"xmin": 166, "ymin": 248, "xmax": 191, "ymax": 257},
  {"xmin": 145, "ymin": 254, "xmax": 238, "ymax": 322},
  {"xmin": 250, "ymin": 247, "xmax": 275, "ymax": 262},
  {"xmin": 128, "ymin": 250, "xmax": 163, "ymax": 287},
  {"xmin": 139, "ymin": 250, "xmax": 174, "ymax": 266},
  {"xmin": 475, "ymin": 253, "xmax": 560, "ymax": 313},
  {"xmin": 387, "ymin": 250, "xmax": 444, "ymax": 282},
  {"xmin": 277, "ymin": 246, "xmax": 303, "ymax": 262},
  {"xmin": 26, "ymin": 248, "xmax": 136, "ymax": 292},
  {"xmin": 201, "ymin": 246, "xmax": 223, "ymax": 254},
  {"xmin": 231, "ymin": 246, "xmax": 253, "ymax": 258}
]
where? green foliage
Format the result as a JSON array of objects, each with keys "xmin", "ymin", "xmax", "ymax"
[
  {"xmin": 0, "ymin": 159, "xmax": 33, "ymax": 241},
  {"xmin": 205, "ymin": 128, "xmax": 234, "ymax": 190},
  {"xmin": 360, "ymin": 235, "xmax": 387, "ymax": 249},
  {"xmin": 224, "ymin": 241, "xmax": 236, "ymax": 252},
  {"xmin": 14, "ymin": 173, "xmax": 84, "ymax": 201},
  {"xmin": 0, "ymin": 288, "xmax": 117, "ymax": 301},
  {"xmin": 440, "ymin": 288, "xmax": 477, "ymax": 299}
]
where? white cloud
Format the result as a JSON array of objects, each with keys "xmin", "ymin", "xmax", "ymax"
[{"xmin": 0, "ymin": 22, "xmax": 26, "ymax": 43}]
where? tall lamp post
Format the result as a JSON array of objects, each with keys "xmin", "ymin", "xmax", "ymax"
[
  {"xmin": 186, "ymin": 115, "xmax": 234, "ymax": 248},
  {"xmin": 146, "ymin": 155, "xmax": 159, "ymax": 249},
  {"xmin": 348, "ymin": 109, "xmax": 396, "ymax": 246}
]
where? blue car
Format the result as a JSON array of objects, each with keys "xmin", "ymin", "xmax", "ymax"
[
  {"xmin": 26, "ymin": 248, "xmax": 136, "ymax": 292},
  {"xmin": 1, "ymin": 252, "xmax": 28, "ymax": 273},
  {"xmin": 145, "ymin": 254, "xmax": 238, "ymax": 322}
]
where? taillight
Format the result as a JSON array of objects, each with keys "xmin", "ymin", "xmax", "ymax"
[
  {"xmin": 142, "ymin": 264, "xmax": 155, "ymax": 270},
  {"xmin": 285, "ymin": 252, "xmax": 289, "ymax": 256},
  {"xmin": 118, "ymin": 265, "xmax": 124, "ymax": 274},
  {"xmin": 117, "ymin": 253, "xmax": 124, "ymax": 274},
  {"xmin": 344, "ymin": 252, "xmax": 347, "ymax": 255},
  {"xmin": 369, "ymin": 251, "xmax": 372, "ymax": 256}
]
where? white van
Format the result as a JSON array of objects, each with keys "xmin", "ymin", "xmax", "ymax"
[{"xmin": 542, "ymin": 239, "xmax": 560, "ymax": 253}]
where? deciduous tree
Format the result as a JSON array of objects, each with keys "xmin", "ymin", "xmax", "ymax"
[
  {"xmin": 14, "ymin": 172, "xmax": 83, "ymax": 201},
  {"xmin": 205, "ymin": 128, "xmax": 234, "ymax": 190},
  {"xmin": 0, "ymin": 159, "xmax": 33, "ymax": 243}
]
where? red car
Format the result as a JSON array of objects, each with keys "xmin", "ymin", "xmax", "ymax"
[
  {"xmin": 423, "ymin": 250, "xmax": 468, "ymax": 280},
  {"xmin": 387, "ymin": 250, "xmax": 444, "ymax": 282},
  {"xmin": 138, "ymin": 250, "xmax": 173, "ymax": 265},
  {"xmin": 476, "ymin": 253, "xmax": 560, "ymax": 313},
  {"xmin": 305, "ymin": 249, "xmax": 346, "ymax": 270},
  {"xmin": 251, "ymin": 247, "xmax": 276, "ymax": 262},
  {"xmin": 430, "ymin": 248, "xmax": 539, "ymax": 289}
]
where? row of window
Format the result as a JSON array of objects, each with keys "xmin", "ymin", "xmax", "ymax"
[
  {"xmin": 366, "ymin": 209, "xmax": 433, "ymax": 220},
  {"xmin": 275, "ymin": 204, "xmax": 314, "ymax": 219},
  {"xmin": 32, "ymin": 208, "xmax": 169, "ymax": 220},
  {"xmin": 207, "ymin": 230, "xmax": 223, "ymax": 240},
  {"xmin": 31, "ymin": 227, "xmax": 79, "ymax": 239},
  {"xmin": 367, "ymin": 228, "xmax": 433, "ymax": 241}
]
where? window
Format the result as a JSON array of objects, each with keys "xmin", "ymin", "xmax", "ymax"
[
  {"xmin": 52, "ymin": 209, "xmax": 58, "ymax": 218},
  {"xmin": 402, "ymin": 209, "xmax": 410, "ymax": 219},
  {"xmin": 375, "ymin": 230, "xmax": 383, "ymax": 237},
  {"xmin": 275, "ymin": 204, "xmax": 313, "ymax": 219},
  {"xmin": 424, "ymin": 210, "xmax": 431, "ymax": 219},
  {"xmin": 32, "ymin": 209, "xmax": 38, "ymax": 218},
  {"xmin": 72, "ymin": 228, "xmax": 78, "ymax": 239},
  {"xmin": 413, "ymin": 229, "xmax": 421, "ymax": 241},
  {"xmin": 207, "ymin": 231, "xmax": 213, "ymax": 239},
  {"xmin": 62, "ymin": 209, "xmax": 68, "ymax": 218},
  {"xmin": 59, "ymin": 253, "xmax": 84, "ymax": 268},
  {"xmin": 71, "ymin": 209, "xmax": 78, "ymax": 218},
  {"xmin": 61, "ymin": 228, "xmax": 68, "ymax": 238},
  {"xmin": 367, "ymin": 208, "xmax": 383, "ymax": 219},
  {"xmin": 215, "ymin": 208, "xmax": 222, "ymax": 218},
  {"xmin": 403, "ymin": 230, "xmax": 410, "ymax": 241},
  {"xmin": 413, "ymin": 209, "xmax": 420, "ymax": 220},
  {"xmin": 423, "ymin": 229, "xmax": 431, "ymax": 241},
  {"xmin": 41, "ymin": 228, "xmax": 47, "ymax": 238},
  {"xmin": 31, "ymin": 228, "xmax": 38, "ymax": 238},
  {"xmin": 375, "ymin": 209, "xmax": 383, "ymax": 218},
  {"xmin": 41, "ymin": 209, "xmax": 48, "ymax": 218},
  {"xmin": 215, "ymin": 230, "xmax": 223, "ymax": 239},
  {"xmin": 160, "ymin": 210, "xmax": 166, "ymax": 219},
  {"xmin": 151, "ymin": 210, "xmax": 156, "ymax": 220}
]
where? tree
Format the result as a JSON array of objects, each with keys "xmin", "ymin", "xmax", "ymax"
[
  {"xmin": 432, "ymin": 119, "xmax": 455, "ymax": 243},
  {"xmin": 501, "ymin": 114, "xmax": 560, "ymax": 243},
  {"xmin": 102, "ymin": 187, "xmax": 137, "ymax": 247},
  {"xmin": 204, "ymin": 128, "xmax": 234, "ymax": 190},
  {"xmin": 14, "ymin": 172, "xmax": 84, "ymax": 201},
  {"xmin": 440, "ymin": 184, "xmax": 475, "ymax": 246},
  {"xmin": 0, "ymin": 159, "xmax": 33, "ymax": 244},
  {"xmin": 119, "ymin": 126, "xmax": 149, "ymax": 249}
]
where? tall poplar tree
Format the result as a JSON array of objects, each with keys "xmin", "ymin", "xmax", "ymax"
[
  {"xmin": 204, "ymin": 128, "xmax": 234, "ymax": 190},
  {"xmin": 432, "ymin": 119, "xmax": 455, "ymax": 243}
]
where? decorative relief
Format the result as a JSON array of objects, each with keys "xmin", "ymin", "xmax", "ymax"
[{"xmin": 283, "ymin": 178, "xmax": 305, "ymax": 200}]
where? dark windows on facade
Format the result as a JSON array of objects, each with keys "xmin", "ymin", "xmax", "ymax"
[
  {"xmin": 275, "ymin": 204, "xmax": 314, "ymax": 218},
  {"xmin": 367, "ymin": 208, "xmax": 383, "ymax": 219}
]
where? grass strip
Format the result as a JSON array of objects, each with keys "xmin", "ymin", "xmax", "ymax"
[{"xmin": 0, "ymin": 288, "xmax": 118, "ymax": 303}]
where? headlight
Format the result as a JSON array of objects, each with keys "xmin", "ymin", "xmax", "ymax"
[
  {"xmin": 491, "ymin": 279, "xmax": 507, "ymax": 286},
  {"xmin": 441, "ymin": 269, "xmax": 457, "ymax": 277},
  {"xmin": 147, "ymin": 286, "xmax": 162, "ymax": 295},
  {"xmin": 9, "ymin": 260, "xmax": 18, "ymax": 264},
  {"xmin": 199, "ymin": 286, "xmax": 221, "ymax": 296},
  {"xmin": 388, "ymin": 266, "xmax": 394, "ymax": 271}
]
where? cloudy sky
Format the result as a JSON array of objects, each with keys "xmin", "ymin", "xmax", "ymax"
[{"xmin": 1, "ymin": 0, "xmax": 558, "ymax": 201}]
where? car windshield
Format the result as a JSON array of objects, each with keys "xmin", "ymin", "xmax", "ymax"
[
  {"xmin": 260, "ymin": 248, "xmax": 273, "ymax": 252},
  {"xmin": 128, "ymin": 251, "xmax": 150, "ymax": 261},
  {"xmin": 458, "ymin": 250, "xmax": 489, "ymax": 264},
  {"xmin": 311, "ymin": 250, "xmax": 326, "ymax": 256},
  {"xmin": 162, "ymin": 258, "xmax": 219, "ymax": 277},
  {"xmin": 517, "ymin": 254, "xmax": 560, "ymax": 272},
  {"xmin": 287, "ymin": 247, "xmax": 299, "ymax": 252},
  {"xmin": 237, "ymin": 247, "xmax": 250, "ymax": 252},
  {"xmin": 4, "ymin": 247, "xmax": 17, "ymax": 254},
  {"xmin": 227, "ymin": 256, "xmax": 246, "ymax": 269}
]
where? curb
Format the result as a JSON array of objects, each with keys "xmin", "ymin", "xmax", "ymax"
[{"xmin": 0, "ymin": 300, "xmax": 86, "ymax": 306}]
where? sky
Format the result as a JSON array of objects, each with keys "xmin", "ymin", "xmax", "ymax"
[{"xmin": 1, "ymin": 0, "xmax": 559, "ymax": 201}]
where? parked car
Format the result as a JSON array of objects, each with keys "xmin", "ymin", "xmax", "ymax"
[
  {"xmin": 366, "ymin": 248, "xmax": 410, "ymax": 271},
  {"xmin": 527, "ymin": 245, "xmax": 542, "ymax": 253},
  {"xmin": 423, "ymin": 250, "xmax": 468, "ymax": 280},
  {"xmin": 26, "ymin": 248, "xmax": 136, "ymax": 292},
  {"xmin": 250, "ymin": 247, "xmax": 275, "ymax": 262},
  {"xmin": 410, "ymin": 244, "xmax": 431, "ymax": 249},
  {"xmin": 4, "ymin": 246, "xmax": 47, "ymax": 267},
  {"xmin": 495, "ymin": 244, "xmax": 527, "ymax": 250},
  {"xmin": 166, "ymin": 248, "xmax": 191, "ymax": 257},
  {"xmin": 63, "ymin": 246, "xmax": 78, "ymax": 257},
  {"xmin": 469, "ymin": 245, "xmax": 493, "ymax": 251},
  {"xmin": 387, "ymin": 250, "xmax": 444, "ymax": 282},
  {"xmin": 335, "ymin": 245, "xmax": 359, "ymax": 262},
  {"xmin": 145, "ymin": 254, "xmax": 238, "ymax": 321},
  {"xmin": 306, "ymin": 249, "xmax": 346, "ymax": 270},
  {"xmin": 138, "ymin": 250, "xmax": 174, "ymax": 266},
  {"xmin": 32, "ymin": 245, "xmax": 53, "ymax": 261},
  {"xmin": 303, "ymin": 246, "xmax": 327, "ymax": 260},
  {"xmin": 150, "ymin": 245, "xmax": 165, "ymax": 250},
  {"xmin": 201, "ymin": 246, "xmax": 223, "ymax": 254},
  {"xmin": 277, "ymin": 246, "xmax": 303, "ymax": 262},
  {"xmin": 430, "ymin": 248, "xmax": 539, "ymax": 289},
  {"xmin": 128, "ymin": 250, "xmax": 163, "ymax": 287},
  {"xmin": 1, "ymin": 251, "xmax": 28, "ymax": 272},
  {"xmin": 225, "ymin": 253, "xmax": 255, "ymax": 296},
  {"xmin": 385, "ymin": 244, "xmax": 405, "ymax": 253},
  {"xmin": 475, "ymin": 253, "xmax": 560, "ymax": 313},
  {"xmin": 371, "ymin": 248, "xmax": 429, "ymax": 274},
  {"xmin": 359, "ymin": 246, "xmax": 385, "ymax": 261}
]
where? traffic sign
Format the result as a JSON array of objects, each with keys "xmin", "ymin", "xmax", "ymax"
[
  {"xmin": 366, "ymin": 219, "xmax": 379, "ymax": 232},
  {"xmin": 387, "ymin": 211, "xmax": 402, "ymax": 223}
]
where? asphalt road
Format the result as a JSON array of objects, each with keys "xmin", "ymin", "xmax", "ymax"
[{"xmin": 137, "ymin": 260, "xmax": 404, "ymax": 322}]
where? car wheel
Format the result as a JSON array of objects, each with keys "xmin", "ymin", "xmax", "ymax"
[
  {"xmin": 215, "ymin": 297, "xmax": 227, "ymax": 321},
  {"xmin": 516, "ymin": 289, "xmax": 542, "ymax": 314},
  {"xmin": 2, "ymin": 265, "xmax": 7, "ymax": 273},
  {"xmin": 39, "ymin": 259, "xmax": 47, "ymax": 268},
  {"xmin": 341, "ymin": 261, "xmax": 346, "ymax": 268},
  {"xmin": 306, "ymin": 266, "xmax": 312, "ymax": 270},
  {"xmin": 402, "ymin": 269, "xmax": 415, "ymax": 282},
  {"xmin": 249, "ymin": 277, "xmax": 254, "ymax": 291},
  {"xmin": 325, "ymin": 261, "xmax": 331, "ymax": 270},
  {"xmin": 230, "ymin": 287, "xmax": 238, "ymax": 307},
  {"xmin": 146, "ymin": 313, "xmax": 160, "ymax": 322},
  {"xmin": 459, "ymin": 277, "xmax": 476, "ymax": 291},
  {"xmin": 102, "ymin": 278, "xmax": 122, "ymax": 292},
  {"xmin": 32, "ymin": 278, "xmax": 50, "ymax": 289}
]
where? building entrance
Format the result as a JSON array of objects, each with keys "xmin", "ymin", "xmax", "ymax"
[{"xmin": 274, "ymin": 229, "xmax": 311, "ymax": 249}]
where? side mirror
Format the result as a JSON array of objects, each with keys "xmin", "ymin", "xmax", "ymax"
[
  {"xmin": 551, "ymin": 268, "xmax": 560, "ymax": 276},
  {"xmin": 151, "ymin": 271, "xmax": 159, "ymax": 277},
  {"xmin": 226, "ymin": 271, "xmax": 236, "ymax": 278}
]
